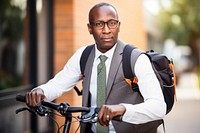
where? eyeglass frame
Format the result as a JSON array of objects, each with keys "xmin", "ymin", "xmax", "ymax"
[{"xmin": 89, "ymin": 19, "xmax": 120, "ymax": 30}]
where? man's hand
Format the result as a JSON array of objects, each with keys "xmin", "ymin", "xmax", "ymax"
[
  {"xmin": 98, "ymin": 104, "xmax": 126, "ymax": 126},
  {"xmin": 25, "ymin": 88, "xmax": 46, "ymax": 107}
]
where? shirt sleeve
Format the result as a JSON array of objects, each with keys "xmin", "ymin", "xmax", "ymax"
[
  {"xmin": 121, "ymin": 54, "xmax": 166, "ymax": 124},
  {"xmin": 36, "ymin": 46, "xmax": 86, "ymax": 101}
]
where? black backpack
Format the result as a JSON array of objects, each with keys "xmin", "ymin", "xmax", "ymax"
[
  {"xmin": 123, "ymin": 45, "xmax": 176, "ymax": 114},
  {"xmin": 74, "ymin": 44, "xmax": 176, "ymax": 114}
]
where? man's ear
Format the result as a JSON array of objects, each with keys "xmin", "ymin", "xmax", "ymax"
[{"xmin": 87, "ymin": 23, "xmax": 92, "ymax": 34}]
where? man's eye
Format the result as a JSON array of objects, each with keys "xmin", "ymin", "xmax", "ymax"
[
  {"xmin": 95, "ymin": 22, "xmax": 103, "ymax": 27},
  {"xmin": 109, "ymin": 21, "xmax": 116, "ymax": 25}
]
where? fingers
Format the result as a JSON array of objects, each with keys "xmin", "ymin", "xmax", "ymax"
[
  {"xmin": 25, "ymin": 88, "xmax": 45, "ymax": 107},
  {"xmin": 98, "ymin": 104, "xmax": 126, "ymax": 126},
  {"xmin": 98, "ymin": 105, "xmax": 113, "ymax": 126}
]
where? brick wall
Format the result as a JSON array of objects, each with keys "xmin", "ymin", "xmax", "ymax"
[{"xmin": 53, "ymin": 0, "xmax": 78, "ymax": 132}]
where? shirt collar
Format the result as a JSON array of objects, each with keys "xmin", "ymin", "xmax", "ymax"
[{"xmin": 94, "ymin": 43, "xmax": 117, "ymax": 61}]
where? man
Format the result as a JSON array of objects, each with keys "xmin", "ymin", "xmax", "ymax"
[{"xmin": 26, "ymin": 2, "xmax": 166, "ymax": 133}]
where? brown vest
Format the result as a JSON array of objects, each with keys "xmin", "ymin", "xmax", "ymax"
[{"xmin": 81, "ymin": 40, "xmax": 162, "ymax": 133}]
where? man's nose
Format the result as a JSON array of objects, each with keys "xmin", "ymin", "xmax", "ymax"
[{"xmin": 102, "ymin": 23, "xmax": 111, "ymax": 33}]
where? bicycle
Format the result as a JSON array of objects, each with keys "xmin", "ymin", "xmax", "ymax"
[{"xmin": 15, "ymin": 94, "xmax": 122, "ymax": 133}]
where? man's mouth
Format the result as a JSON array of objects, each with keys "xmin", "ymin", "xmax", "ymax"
[{"xmin": 101, "ymin": 37, "xmax": 112, "ymax": 42}]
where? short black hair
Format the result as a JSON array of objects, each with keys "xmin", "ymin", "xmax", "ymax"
[{"xmin": 88, "ymin": 2, "xmax": 118, "ymax": 23}]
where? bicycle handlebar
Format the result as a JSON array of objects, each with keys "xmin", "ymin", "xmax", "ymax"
[{"xmin": 16, "ymin": 94, "xmax": 122, "ymax": 121}]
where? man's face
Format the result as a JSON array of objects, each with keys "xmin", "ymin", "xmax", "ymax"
[{"xmin": 87, "ymin": 6, "xmax": 120, "ymax": 53}]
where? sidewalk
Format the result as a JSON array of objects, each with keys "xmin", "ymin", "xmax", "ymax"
[{"xmin": 164, "ymin": 72, "xmax": 200, "ymax": 133}]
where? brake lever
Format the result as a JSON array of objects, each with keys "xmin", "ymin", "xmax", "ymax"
[
  {"xmin": 16, "ymin": 105, "xmax": 51, "ymax": 117},
  {"xmin": 16, "ymin": 107, "xmax": 36, "ymax": 114},
  {"xmin": 80, "ymin": 107, "xmax": 98, "ymax": 123}
]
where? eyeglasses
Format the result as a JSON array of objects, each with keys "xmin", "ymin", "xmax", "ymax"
[{"xmin": 90, "ymin": 20, "xmax": 119, "ymax": 29}]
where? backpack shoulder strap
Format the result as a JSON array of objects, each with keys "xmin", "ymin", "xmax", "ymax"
[
  {"xmin": 122, "ymin": 44, "xmax": 143, "ymax": 79},
  {"xmin": 74, "ymin": 44, "xmax": 94, "ymax": 96},
  {"xmin": 80, "ymin": 44, "xmax": 95, "ymax": 75}
]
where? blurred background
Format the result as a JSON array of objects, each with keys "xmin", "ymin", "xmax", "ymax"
[{"xmin": 0, "ymin": 0, "xmax": 200, "ymax": 133}]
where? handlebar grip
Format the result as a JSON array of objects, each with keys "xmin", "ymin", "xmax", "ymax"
[
  {"xmin": 16, "ymin": 94, "xmax": 59, "ymax": 110},
  {"xmin": 16, "ymin": 94, "xmax": 26, "ymax": 102},
  {"xmin": 113, "ymin": 115, "xmax": 123, "ymax": 121}
]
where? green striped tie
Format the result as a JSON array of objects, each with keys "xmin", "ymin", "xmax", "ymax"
[{"xmin": 97, "ymin": 55, "xmax": 108, "ymax": 133}]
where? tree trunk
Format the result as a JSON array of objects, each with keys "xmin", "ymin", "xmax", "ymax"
[{"xmin": 191, "ymin": 37, "xmax": 200, "ymax": 70}]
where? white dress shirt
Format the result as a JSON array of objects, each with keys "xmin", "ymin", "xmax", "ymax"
[{"xmin": 37, "ymin": 43, "xmax": 166, "ymax": 132}]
